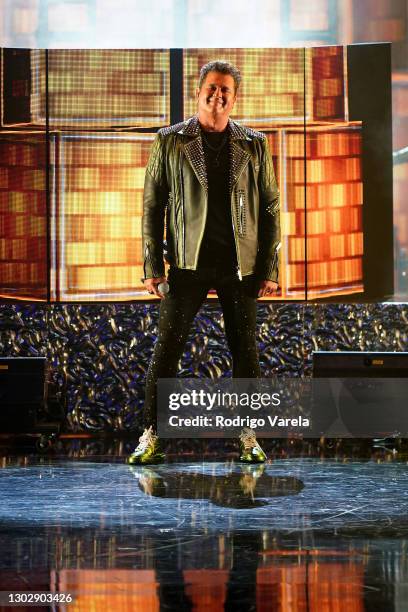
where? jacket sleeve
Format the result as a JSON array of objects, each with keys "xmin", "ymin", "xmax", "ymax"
[
  {"xmin": 142, "ymin": 132, "xmax": 168, "ymax": 279},
  {"xmin": 256, "ymin": 137, "xmax": 281, "ymax": 282}
]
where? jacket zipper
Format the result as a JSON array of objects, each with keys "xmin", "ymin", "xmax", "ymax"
[
  {"xmin": 231, "ymin": 191, "xmax": 242, "ymax": 280},
  {"xmin": 238, "ymin": 190, "xmax": 246, "ymax": 236},
  {"xmin": 170, "ymin": 191, "xmax": 180, "ymax": 262},
  {"xmin": 179, "ymin": 167, "xmax": 186, "ymax": 267}
]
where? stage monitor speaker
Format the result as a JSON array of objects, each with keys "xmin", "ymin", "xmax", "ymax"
[
  {"xmin": 0, "ymin": 357, "xmax": 47, "ymax": 432},
  {"xmin": 312, "ymin": 351, "xmax": 408, "ymax": 436},
  {"xmin": 312, "ymin": 351, "xmax": 408, "ymax": 378}
]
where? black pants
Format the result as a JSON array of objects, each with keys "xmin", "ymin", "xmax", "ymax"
[{"xmin": 143, "ymin": 265, "xmax": 261, "ymax": 428}]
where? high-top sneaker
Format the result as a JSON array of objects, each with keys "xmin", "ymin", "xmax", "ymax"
[
  {"xmin": 128, "ymin": 426, "xmax": 165, "ymax": 465},
  {"xmin": 238, "ymin": 427, "xmax": 267, "ymax": 463}
]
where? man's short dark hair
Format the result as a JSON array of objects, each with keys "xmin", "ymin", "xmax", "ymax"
[{"xmin": 198, "ymin": 60, "xmax": 241, "ymax": 93}]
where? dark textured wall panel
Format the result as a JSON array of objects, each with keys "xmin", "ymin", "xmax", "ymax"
[{"xmin": 1, "ymin": 303, "xmax": 407, "ymax": 432}]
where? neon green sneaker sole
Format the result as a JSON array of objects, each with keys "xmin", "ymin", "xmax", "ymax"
[
  {"xmin": 128, "ymin": 448, "xmax": 165, "ymax": 465},
  {"xmin": 239, "ymin": 447, "xmax": 267, "ymax": 463}
]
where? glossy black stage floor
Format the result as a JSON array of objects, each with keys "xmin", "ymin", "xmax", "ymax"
[{"xmin": 1, "ymin": 440, "xmax": 407, "ymax": 611}]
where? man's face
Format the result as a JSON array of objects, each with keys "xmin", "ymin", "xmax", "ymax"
[{"xmin": 196, "ymin": 71, "xmax": 237, "ymax": 118}]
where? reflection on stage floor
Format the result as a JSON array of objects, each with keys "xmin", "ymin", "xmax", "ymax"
[{"xmin": 1, "ymin": 455, "xmax": 407, "ymax": 610}]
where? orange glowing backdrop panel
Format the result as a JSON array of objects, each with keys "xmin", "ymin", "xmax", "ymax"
[
  {"xmin": 310, "ymin": 46, "xmax": 347, "ymax": 121},
  {"xmin": 183, "ymin": 48, "xmax": 306, "ymax": 126},
  {"xmin": 46, "ymin": 49, "xmax": 170, "ymax": 128},
  {"xmin": 305, "ymin": 124, "xmax": 363, "ymax": 299},
  {"xmin": 280, "ymin": 121, "xmax": 364, "ymax": 300},
  {"xmin": 264, "ymin": 129, "xmax": 306, "ymax": 299},
  {"xmin": 273, "ymin": 128, "xmax": 306, "ymax": 299},
  {"xmin": 50, "ymin": 132, "xmax": 153, "ymax": 301},
  {"xmin": 0, "ymin": 131, "xmax": 47, "ymax": 300},
  {"xmin": 0, "ymin": 45, "xmax": 368, "ymax": 302}
]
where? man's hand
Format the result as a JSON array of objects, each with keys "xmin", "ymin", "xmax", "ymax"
[
  {"xmin": 258, "ymin": 280, "xmax": 279, "ymax": 298},
  {"xmin": 144, "ymin": 276, "xmax": 167, "ymax": 299}
]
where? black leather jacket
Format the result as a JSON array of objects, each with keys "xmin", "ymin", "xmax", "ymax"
[{"xmin": 142, "ymin": 115, "xmax": 281, "ymax": 281}]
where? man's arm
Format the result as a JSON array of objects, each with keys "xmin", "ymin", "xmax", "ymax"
[
  {"xmin": 256, "ymin": 137, "xmax": 281, "ymax": 285},
  {"xmin": 142, "ymin": 132, "xmax": 168, "ymax": 282}
]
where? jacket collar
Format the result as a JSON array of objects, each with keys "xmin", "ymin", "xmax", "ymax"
[
  {"xmin": 180, "ymin": 115, "xmax": 251, "ymax": 192},
  {"xmin": 178, "ymin": 115, "xmax": 251, "ymax": 141}
]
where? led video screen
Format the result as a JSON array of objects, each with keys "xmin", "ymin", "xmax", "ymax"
[{"xmin": 0, "ymin": 45, "xmax": 392, "ymax": 302}]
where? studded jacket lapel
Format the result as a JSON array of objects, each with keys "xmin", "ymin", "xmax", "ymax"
[
  {"xmin": 179, "ymin": 115, "xmax": 251, "ymax": 192},
  {"xmin": 183, "ymin": 138, "xmax": 208, "ymax": 191},
  {"xmin": 228, "ymin": 120, "xmax": 251, "ymax": 190},
  {"xmin": 179, "ymin": 116, "xmax": 208, "ymax": 191},
  {"xmin": 229, "ymin": 141, "xmax": 251, "ymax": 191}
]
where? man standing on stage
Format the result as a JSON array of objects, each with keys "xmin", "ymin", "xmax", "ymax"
[{"xmin": 129, "ymin": 60, "xmax": 280, "ymax": 465}]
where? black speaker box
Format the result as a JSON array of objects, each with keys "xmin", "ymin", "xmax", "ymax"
[{"xmin": 0, "ymin": 357, "xmax": 47, "ymax": 432}]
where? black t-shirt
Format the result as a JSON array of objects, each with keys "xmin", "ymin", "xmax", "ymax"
[{"xmin": 197, "ymin": 128, "xmax": 237, "ymax": 269}]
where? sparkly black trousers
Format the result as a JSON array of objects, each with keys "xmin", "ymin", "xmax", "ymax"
[{"xmin": 143, "ymin": 265, "xmax": 261, "ymax": 429}]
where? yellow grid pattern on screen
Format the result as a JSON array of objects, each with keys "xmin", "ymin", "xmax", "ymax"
[
  {"xmin": 0, "ymin": 131, "xmax": 47, "ymax": 300},
  {"xmin": 50, "ymin": 132, "xmax": 154, "ymax": 301},
  {"xmin": 45, "ymin": 50, "xmax": 170, "ymax": 128},
  {"xmin": 31, "ymin": 49, "xmax": 46, "ymax": 126},
  {"xmin": 184, "ymin": 48, "xmax": 305, "ymax": 126},
  {"xmin": 309, "ymin": 46, "xmax": 347, "ymax": 121}
]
